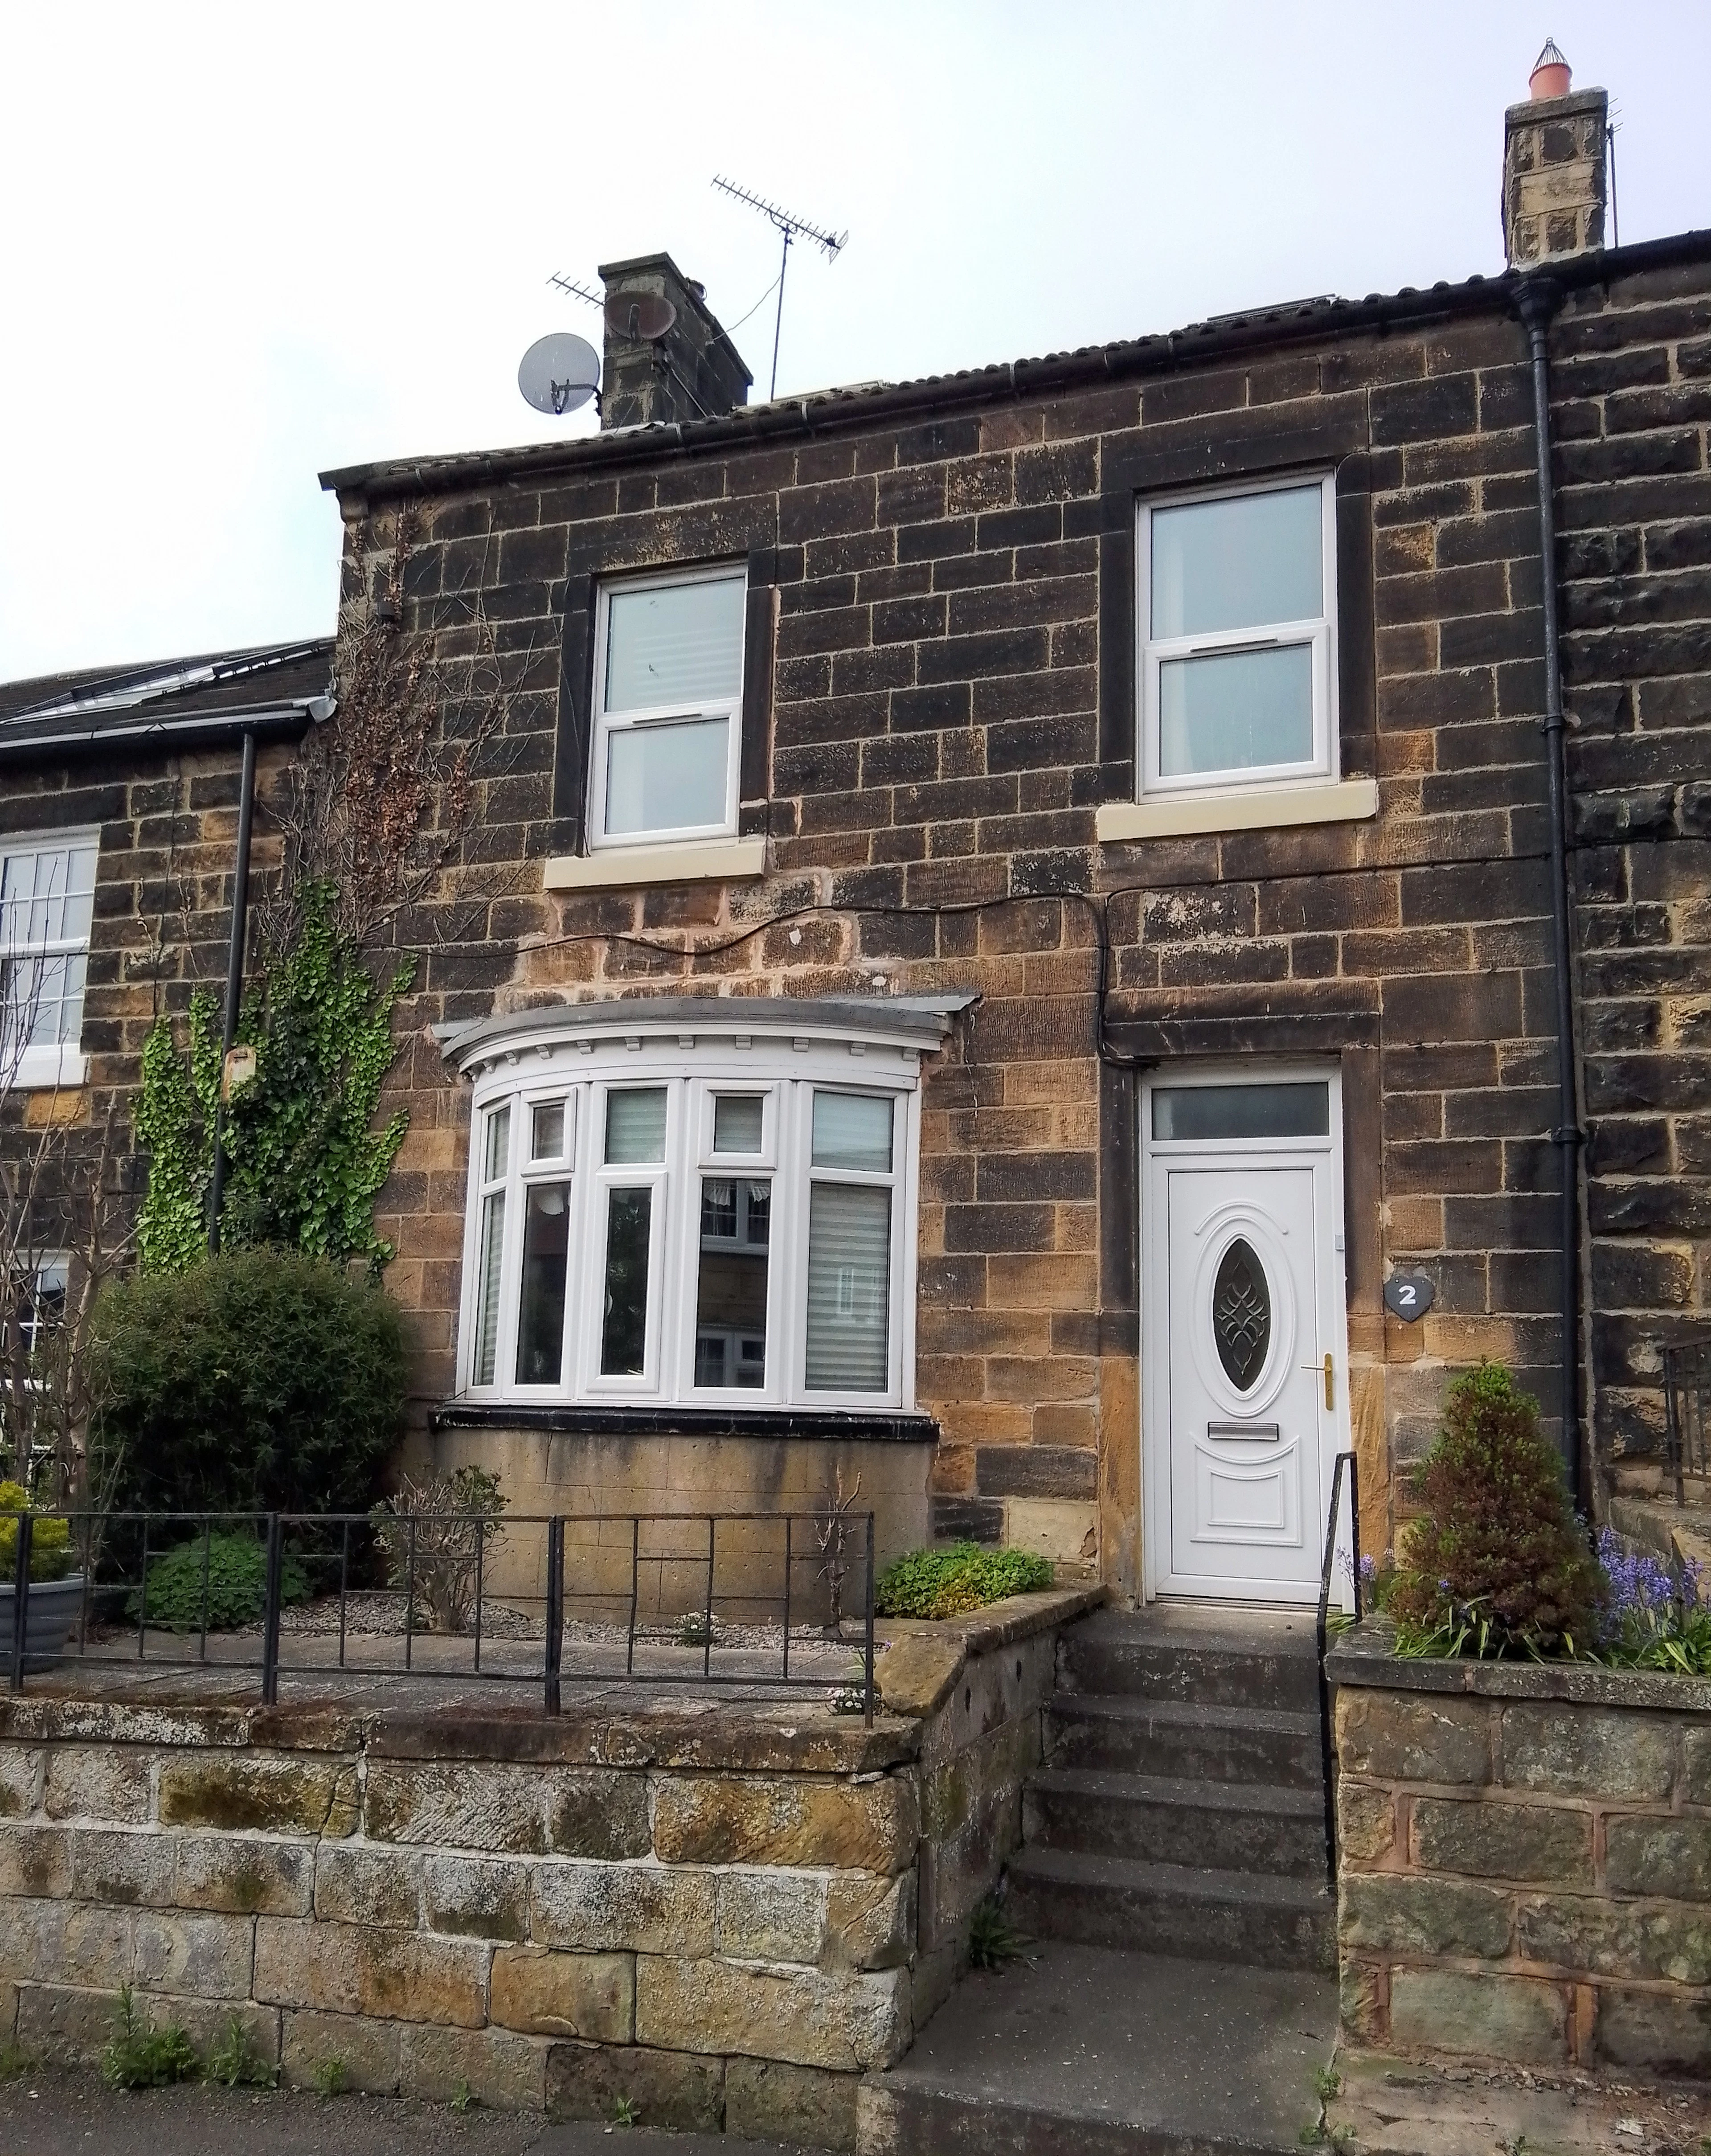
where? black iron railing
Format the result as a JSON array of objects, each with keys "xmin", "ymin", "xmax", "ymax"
[
  {"xmin": 1665, "ymin": 1335, "xmax": 1711, "ymax": 1505},
  {"xmin": 1314, "ymin": 1450, "xmax": 1362, "ymax": 1888},
  {"xmin": 4, "ymin": 1506, "xmax": 877, "ymax": 1722}
]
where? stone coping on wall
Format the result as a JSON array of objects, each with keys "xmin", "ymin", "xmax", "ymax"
[
  {"xmin": 1326, "ymin": 1620, "xmax": 1711, "ymax": 1716},
  {"xmin": 876, "ymin": 1587, "xmax": 1107, "ymax": 1717},
  {"xmin": 0, "ymin": 1692, "xmax": 921, "ymax": 1776}
]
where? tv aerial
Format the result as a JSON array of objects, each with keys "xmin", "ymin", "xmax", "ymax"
[
  {"xmin": 517, "ymin": 331, "xmax": 601, "ymax": 417},
  {"xmin": 710, "ymin": 176, "xmax": 846, "ymax": 398}
]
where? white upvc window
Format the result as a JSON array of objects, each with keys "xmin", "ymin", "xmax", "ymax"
[
  {"xmin": 454, "ymin": 1029, "xmax": 921, "ymax": 1412},
  {"xmin": 589, "ymin": 565, "xmax": 748, "ymax": 848},
  {"xmin": 0, "ymin": 831, "xmax": 99, "ymax": 1090},
  {"xmin": 1137, "ymin": 474, "xmax": 1338, "ymax": 799}
]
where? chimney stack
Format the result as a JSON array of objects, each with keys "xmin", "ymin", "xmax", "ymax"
[
  {"xmin": 1503, "ymin": 41, "xmax": 1609, "ymax": 266},
  {"xmin": 596, "ymin": 254, "xmax": 753, "ymax": 431}
]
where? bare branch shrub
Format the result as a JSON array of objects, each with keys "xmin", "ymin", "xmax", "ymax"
[
  {"xmin": 370, "ymin": 1463, "xmax": 508, "ymax": 1633},
  {"xmin": 261, "ymin": 516, "xmax": 527, "ymax": 964}
]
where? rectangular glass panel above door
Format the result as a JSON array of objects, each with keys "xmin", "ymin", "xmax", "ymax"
[
  {"xmin": 1152, "ymin": 1082, "xmax": 1330, "ymax": 1143},
  {"xmin": 592, "ymin": 568, "xmax": 747, "ymax": 847}
]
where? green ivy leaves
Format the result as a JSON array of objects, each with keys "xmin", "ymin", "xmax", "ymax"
[{"xmin": 135, "ymin": 882, "xmax": 413, "ymax": 1276}]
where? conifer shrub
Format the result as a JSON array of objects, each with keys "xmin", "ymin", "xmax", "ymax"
[
  {"xmin": 89, "ymin": 1248, "xmax": 406, "ymax": 1518},
  {"xmin": 1389, "ymin": 1361, "xmax": 1601, "ymax": 1655}
]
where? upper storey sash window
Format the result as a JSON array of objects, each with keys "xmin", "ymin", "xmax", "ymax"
[
  {"xmin": 590, "ymin": 566, "xmax": 747, "ymax": 847},
  {"xmin": 1138, "ymin": 475, "xmax": 1338, "ymax": 799}
]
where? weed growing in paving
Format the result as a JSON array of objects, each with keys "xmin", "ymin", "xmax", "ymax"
[
  {"xmin": 207, "ymin": 2013, "xmax": 275, "ymax": 2089},
  {"xmin": 101, "ymin": 1988, "xmax": 198, "ymax": 2090},
  {"xmin": 313, "ymin": 2056, "xmax": 349, "ymax": 2097},
  {"xmin": 611, "ymin": 2094, "xmax": 640, "ymax": 2126},
  {"xmin": 966, "ymin": 1894, "xmax": 1030, "ymax": 1970},
  {"xmin": 0, "ymin": 2043, "xmax": 32, "ymax": 2083},
  {"xmin": 451, "ymin": 2078, "xmax": 478, "ymax": 2114}
]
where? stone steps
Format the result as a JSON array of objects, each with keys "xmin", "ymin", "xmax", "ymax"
[
  {"xmin": 1056, "ymin": 1609, "xmax": 1322, "ymax": 1716},
  {"xmin": 860, "ymin": 1941, "xmax": 1337, "ymax": 2156},
  {"xmin": 1006, "ymin": 1844, "xmax": 1333, "ymax": 1972},
  {"xmin": 1023, "ymin": 1767, "xmax": 1326, "ymax": 1879},
  {"xmin": 1045, "ymin": 1693, "xmax": 1323, "ymax": 1787}
]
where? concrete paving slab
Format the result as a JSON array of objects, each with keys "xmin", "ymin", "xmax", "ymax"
[
  {"xmin": 863, "ymin": 1941, "xmax": 1337, "ymax": 2153},
  {"xmin": 1325, "ymin": 2047, "xmax": 1711, "ymax": 2156},
  {"xmin": 0, "ymin": 2072, "xmax": 795, "ymax": 2156}
]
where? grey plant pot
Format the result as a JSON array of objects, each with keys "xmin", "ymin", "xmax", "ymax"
[{"xmin": 0, "ymin": 1573, "xmax": 86, "ymax": 1674}]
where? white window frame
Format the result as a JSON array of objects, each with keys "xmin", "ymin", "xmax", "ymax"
[
  {"xmin": 1136, "ymin": 472, "xmax": 1339, "ymax": 801},
  {"xmin": 454, "ymin": 1029, "xmax": 921, "ymax": 1413},
  {"xmin": 588, "ymin": 562, "xmax": 748, "ymax": 851},
  {"xmin": 0, "ymin": 829, "xmax": 99, "ymax": 1091}
]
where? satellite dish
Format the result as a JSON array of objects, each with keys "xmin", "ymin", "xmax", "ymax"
[
  {"xmin": 605, "ymin": 290, "xmax": 677, "ymax": 343},
  {"xmin": 518, "ymin": 332, "xmax": 601, "ymax": 416}
]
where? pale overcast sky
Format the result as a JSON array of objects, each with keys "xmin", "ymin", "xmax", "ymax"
[{"xmin": 3, "ymin": 2, "xmax": 1706, "ymax": 683}]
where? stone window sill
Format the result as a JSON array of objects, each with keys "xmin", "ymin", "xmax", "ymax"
[
  {"xmin": 543, "ymin": 838, "xmax": 766, "ymax": 891},
  {"xmin": 1095, "ymin": 777, "xmax": 1378, "ymax": 845},
  {"xmin": 12, "ymin": 1048, "xmax": 88, "ymax": 1092}
]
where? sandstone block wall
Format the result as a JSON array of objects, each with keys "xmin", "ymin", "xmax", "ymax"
[
  {"xmin": 1333, "ymin": 1655, "xmax": 1711, "ymax": 2077},
  {"xmin": 0, "ymin": 1593, "xmax": 1089, "ymax": 2136}
]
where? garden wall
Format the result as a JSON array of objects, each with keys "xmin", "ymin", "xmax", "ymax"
[
  {"xmin": 1330, "ymin": 1629, "xmax": 1711, "ymax": 2077},
  {"xmin": 0, "ymin": 1587, "xmax": 1097, "ymax": 2144}
]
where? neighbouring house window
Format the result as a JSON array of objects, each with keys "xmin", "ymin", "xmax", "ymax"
[
  {"xmin": 590, "ymin": 566, "xmax": 747, "ymax": 846},
  {"xmin": 454, "ymin": 1029, "xmax": 921, "ymax": 1410},
  {"xmin": 1137, "ymin": 476, "xmax": 1337, "ymax": 798},
  {"xmin": 0, "ymin": 832, "xmax": 99, "ymax": 1090}
]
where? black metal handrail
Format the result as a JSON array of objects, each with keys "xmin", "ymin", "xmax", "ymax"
[
  {"xmin": 4, "ymin": 1505, "xmax": 878, "ymax": 1722},
  {"xmin": 1314, "ymin": 1450, "xmax": 1362, "ymax": 1888},
  {"xmin": 1665, "ymin": 1334, "xmax": 1711, "ymax": 1505}
]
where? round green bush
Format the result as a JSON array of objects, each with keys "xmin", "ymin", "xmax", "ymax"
[
  {"xmin": 126, "ymin": 1531, "xmax": 311, "ymax": 1632},
  {"xmin": 89, "ymin": 1248, "xmax": 407, "ymax": 1518},
  {"xmin": 876, "ymin": 1542, "xmax": 1055, "ymax": 1619}
]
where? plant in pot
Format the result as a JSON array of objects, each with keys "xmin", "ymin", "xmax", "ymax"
[{"xmin": 0, "ymin": 1479, "xmax": 85, "ymax": 1673}]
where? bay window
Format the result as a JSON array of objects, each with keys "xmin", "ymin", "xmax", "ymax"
[{"xmin": 448, "ymin": 1009, "xmax": 933, "ymax": 1413}]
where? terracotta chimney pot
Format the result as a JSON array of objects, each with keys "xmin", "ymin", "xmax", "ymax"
[{"xmin": 1530, "ymin": 37, "xmax": 1572, "ymax": 100}]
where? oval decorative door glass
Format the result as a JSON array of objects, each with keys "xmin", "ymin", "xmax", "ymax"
[{"xmin": 1212, "ymin": 1237, "xmax": 1271, "ymax": 1391}]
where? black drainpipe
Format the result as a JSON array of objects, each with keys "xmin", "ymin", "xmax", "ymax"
[
  {"xmin": 1515, "ymin": 273, "xmax": 1585, "ymax": 1512},
  {"xmin": 207, "ymin": 725, "xmax": 258, "ymax": 1254}
]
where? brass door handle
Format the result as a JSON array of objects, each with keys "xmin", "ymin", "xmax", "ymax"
[{"xmin": 1324, "ymin": 1354, "xmax": 1334, "ymax": 1410}]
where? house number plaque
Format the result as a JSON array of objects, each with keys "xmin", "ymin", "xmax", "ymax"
[{"xmin": 1383, "ymin": 1274, "xmax": 1435, "ymax": 1322}]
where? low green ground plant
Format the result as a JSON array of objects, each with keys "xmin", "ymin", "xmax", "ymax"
[
  {"xmin": 875, "ymin": 1542, "xmax": 1055, "ymax": 1619},
  {"xmin": 126, "ymin": 1531, "xmax": 311, "ymax": 1633},
  {"xmin": 312, "ymin": 2055, "xmax": 349, "ymax": 2097},
  {"xmin": 100, "ymin": 1987, "xmax": 198, "ymax": 2090}
]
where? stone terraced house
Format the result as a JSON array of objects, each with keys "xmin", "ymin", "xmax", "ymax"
[{"xmin": 0, "ymin": 69, "xmax": 1707, "ymax": 1612}]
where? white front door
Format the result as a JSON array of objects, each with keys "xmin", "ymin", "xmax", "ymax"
[{"xmin": 1142, "ymin": 1072, "xmax": 1351, "ymax": 1604}]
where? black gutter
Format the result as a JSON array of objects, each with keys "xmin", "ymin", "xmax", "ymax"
[
  {"xmin": 320, "ymin": 225, "xmax": 1711, "ymax": 506},
  {"xmin": 206, "ymin": 726, "xmax": 258, "ymax": 1254},
  {"xmin": 1515, "ymin": 273, "xmax": 1584, "ymax": 1510},
  {"xmin": 0, "ymin": 701, "xmax": 322, "ymax": 764}
]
